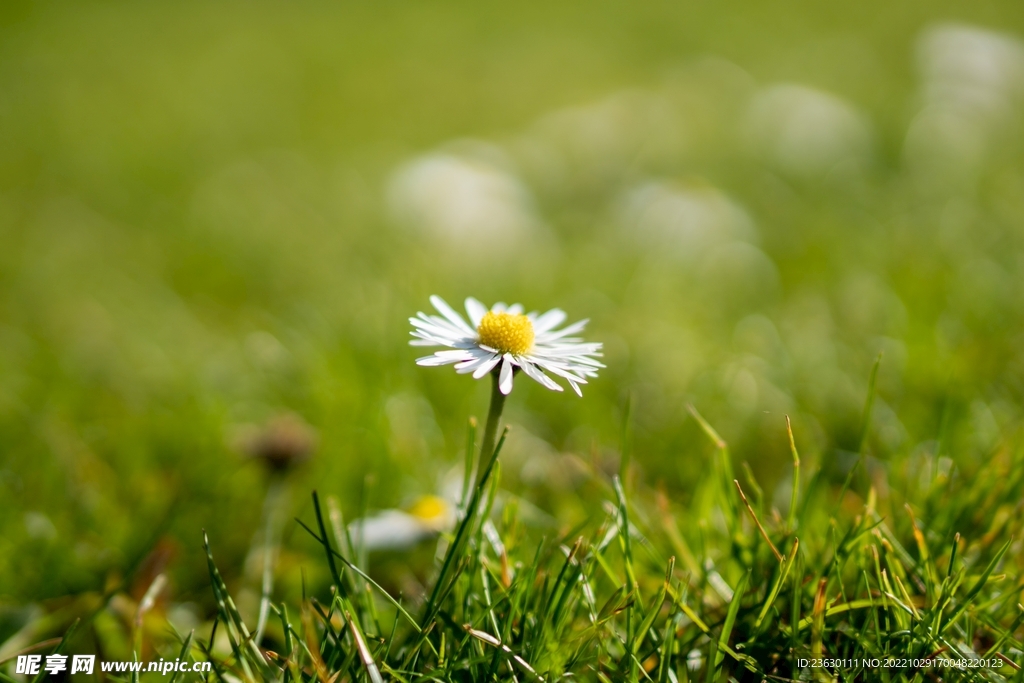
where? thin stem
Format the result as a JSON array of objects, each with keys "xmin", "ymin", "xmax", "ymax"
[
  {"xmin": 476, "ymin": 371, "xmax": 507, "ymax": 489},
  {"xmin": 254, "ymin": 478, "xmax": 286, "ymax": 644}
]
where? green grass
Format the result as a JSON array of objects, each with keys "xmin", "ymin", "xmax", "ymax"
[
  {"xmin": 3, "ymin": 0, "xmax": 1024, "ymax": 679},
  {"xmin": 119, "ymin": 388, "xmax": 1024, "ymax": 681}
]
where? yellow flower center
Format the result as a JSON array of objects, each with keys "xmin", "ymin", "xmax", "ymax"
[
  {"xmin": 408, "ymin": 495, "xmax": 449, "ymax": 523},
  {"xmin": 477, "ymin": 310, "xmax": 534, "ymax": 355}
]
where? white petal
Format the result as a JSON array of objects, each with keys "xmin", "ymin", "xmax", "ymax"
[
  {"xmin": 435, "ymin": 348, "xmax": 479, "ymax": 358},
  {"xmin": 530, "ymin": 357, "xmax": 588, "ymax": 384},
  {"xmin": 411, "ymin": 316, "xmax": 469, "ymax": 340},
  {"xmin": 498, "ymin": 355, "xmax": 515, "ymax": 395},
  {"xmin": 348, "ymin": 511, "xmax": 433, "ymax": 551},
  {"xmin": 519, "ymin": 359, "xmax": 563, "ymax": 392},
  {"xmin": 410, "ymin": 326, "xmax": 479, "ymax": 349},
  {"xmin": 532, "ymin": 340, "xmax": 602, "ymax": 354},
  {"xmin": 416, "ymin": 355, "xmax": 459, "ymax": 367},
  {"xmin": 430, "ymin": 295, "xmax": 475, "ymax": 335},
  {"xmin": 472, "ymin": 354, "xmax": 502, "ymax": 378},
  {"xmin": 507, "ymin": 303, "xmax": 524, "ymax": 315},
  {"xmin": 531, "ymin": 308, "xmax": 567, "ymax": 334},
  {"xmin": 529, "ymin": 340, "xmax": 604, "ymax": 364},
  {"xmin": 458, "ymin": 350, "xmax": 501, "ymax": 376},
  {"xmin": 465, "ymin": 297, "xmax": 488, "ymax": 328},
  {"xmin": 492, "ymin": 301, "xmax": 508, "ymax": 313},
  {"xmin": 535, "ymin": 319, "xmax": 588, "ymax": 342},
  {"xmin": 415, "ymin": 311, "xmax": 464, "ymax": 330},
  {"xmin": 454, "ymin": 350, "xmax": 495, "ymax": 374},
  {"xmin": 531, "ymin": 345, "xmax": 604, "ymax": 363},
  {"xmin": 416, "ymin": 350, "xmax": 477, "ymax": 366}
]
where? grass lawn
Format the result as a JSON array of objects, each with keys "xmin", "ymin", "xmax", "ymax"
[{"xmin": 2, "ymin": 0, "xmax": 1024, "ymax": 680}]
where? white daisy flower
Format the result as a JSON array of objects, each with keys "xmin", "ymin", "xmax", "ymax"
[
  {"xmin": 411, "ymin": 295, "xmax": 604, "ymax": 396},
  {"xmin": 349, "ymin": 495, "xmax": 456, "ymax": 552}
]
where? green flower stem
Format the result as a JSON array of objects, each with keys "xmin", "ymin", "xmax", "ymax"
[
  {"xmin": 254, "ymin": 477, "xmax": 286, "ymax": 645},
  {"xmin": 476, "ymin": 370, "xmax": 507, "ymax": 489}
]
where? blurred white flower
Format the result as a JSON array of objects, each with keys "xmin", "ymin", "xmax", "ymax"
[
  {"xmin": 918, "ymin": 24, "xmax": 1024, "ymax": 124},
  {"xmin": 348, "ymin": 495, "xmax": 456, "ymax": 552},
  {"xmin": 744, "ymin": 84, "xmax": 873, "ymax": 176},
  {"xmin": 387, "ymin": 147, "xmax": 540, "ymax": 254},
  {"xmin": 516, "ymin": 89, "xmax": 682, "ymax": 189},
  {"xmin": 616, "ymin": 180, "xmax": 756, "ymax": 257},
  {"xmin": 905, "ymin": 24, "xmax": 1024, "ymax": 180},
  {"xmin": 411, "ymin": 295, "xmax": 603, "ymax": 396}
]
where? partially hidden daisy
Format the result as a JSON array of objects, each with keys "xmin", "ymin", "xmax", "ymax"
[{"xmin": 410, "ymin": 295, "xmax": 604, "ymax": 396}]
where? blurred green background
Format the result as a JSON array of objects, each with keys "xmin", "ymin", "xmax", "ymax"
[{"xmin": 3, "ymin": 0, "xmax": 1024, "ymax": 642}]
